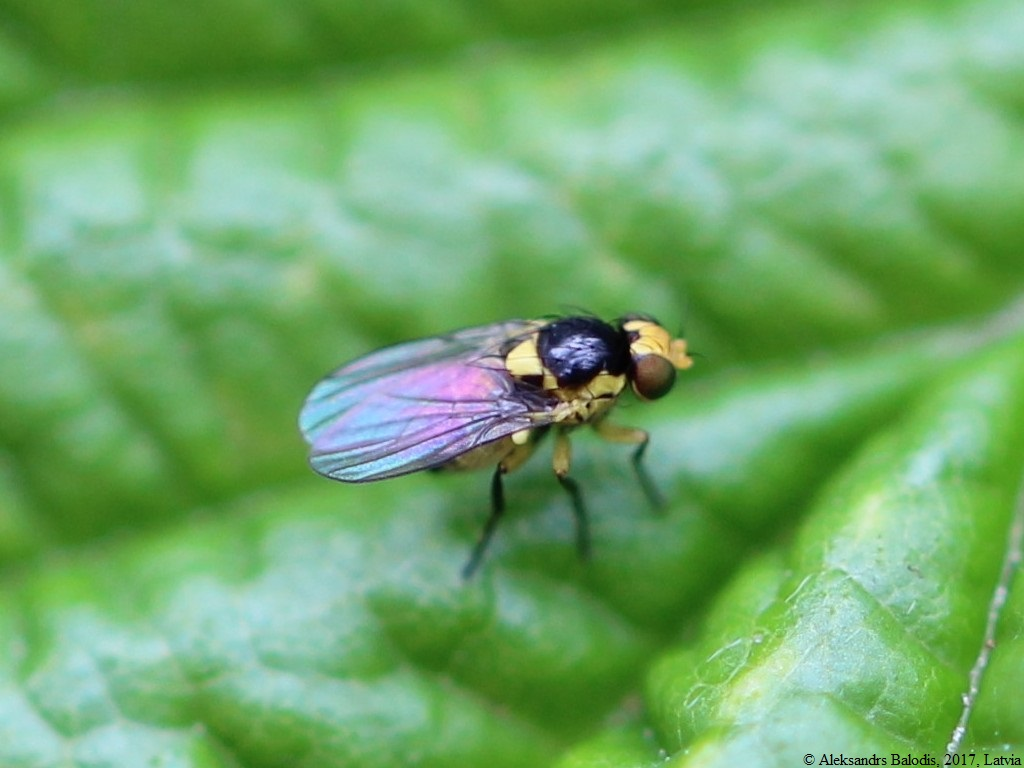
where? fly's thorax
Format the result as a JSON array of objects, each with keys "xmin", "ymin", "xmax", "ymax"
[
  {"xmin": 537, "ymin": 316, "xmax": 631, "ymax": 386},
  {"xmin": 508, "ymin": 324, "xmax": 624, "ymax": 428},
  {"xmin": 503, "ymin": 317, "xmax": 631, "ymax": 421}
]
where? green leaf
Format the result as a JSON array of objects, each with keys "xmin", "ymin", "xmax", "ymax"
[
  {"xmin": 643, "ymin": 337, "xmax": 1024, "ymax": 763},
  {"xmin": 1, "ymin": 0, "xmax": 1024, "ymax": 766}
]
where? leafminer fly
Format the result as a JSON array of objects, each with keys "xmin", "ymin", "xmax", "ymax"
[{"xmin": 299, "ymin": 314, "xmax": 693, "ymax": 577}]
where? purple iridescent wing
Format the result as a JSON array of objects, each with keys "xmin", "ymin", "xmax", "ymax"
[{"xmin": 299, "ymin": 321, "xmax": 555, "ymax": 481}]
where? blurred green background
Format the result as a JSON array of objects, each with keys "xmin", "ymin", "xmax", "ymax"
[{"xmin": 1, "ymin": 0, "xmax": 1023, "ymax": 766}]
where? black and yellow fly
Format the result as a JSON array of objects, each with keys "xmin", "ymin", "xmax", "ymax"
[{"xmin": 299, "ymin": 314, "xmax": 693, "ymax": 577}]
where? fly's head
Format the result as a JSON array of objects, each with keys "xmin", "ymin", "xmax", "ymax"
[{"xmin": 617, "ymin": 314, "xmax": 693, "ymax": 401}]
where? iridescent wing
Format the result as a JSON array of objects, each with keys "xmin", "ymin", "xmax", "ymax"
[{"xmin": 299, "ymin": 320, "xmax": 556, "ymax": 481}]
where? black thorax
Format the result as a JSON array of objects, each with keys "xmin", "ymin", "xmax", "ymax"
[{"xmin": 536, "ymin": 317, "xmax": 631, "ymax": 387}]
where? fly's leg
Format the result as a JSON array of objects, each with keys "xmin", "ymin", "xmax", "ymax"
[
  {"xmin": 460, "ymin": 431, "xmax": 544, "ymax": 579},
  {"xmin": 594, "ymin": 421, "xmax": 664, "ymax": 510},
  {"xmin": 553, "ymin": 430, "xmax": 590, "ymax": 560},
  {"xmin": 462, "ymin": 465, "xmax": 506, "ymax": 580}
]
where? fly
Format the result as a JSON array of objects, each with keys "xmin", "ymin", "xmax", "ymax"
[{"xmin": 299, "ymin": 314, "xmax": 693, "ymax": 578}]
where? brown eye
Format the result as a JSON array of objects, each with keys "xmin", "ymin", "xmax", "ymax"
[{"xmin": 632, "ymin": 354, "xmax": 676, "ymax": 400}]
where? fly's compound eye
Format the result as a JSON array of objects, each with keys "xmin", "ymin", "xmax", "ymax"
[{"xmin": 631, "ymin": 354, "xmax": 676, "ymax": 400}]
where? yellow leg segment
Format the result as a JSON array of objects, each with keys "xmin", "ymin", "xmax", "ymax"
[
  {"xmin": 593, "ymin": 421, "xmax": 648, "ymax": 447},
  {"xmin": 594, "ymin": 421, "xmax": 664, "ymax": 509},
  {"xmin": 553, "ymin": 429, "xmax": 572, "ymax": 477}
]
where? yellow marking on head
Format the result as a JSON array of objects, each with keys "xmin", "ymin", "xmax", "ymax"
[
  {"xmin": 624, "ymin": 319, "xmax": 693, "ymax": 370},
  {"xmin": 668, "ymin": 338, "xmax": 693, "ymax": 370}
]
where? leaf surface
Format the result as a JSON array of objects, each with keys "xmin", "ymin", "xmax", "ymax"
[{"xmin": 1, "ymin": 0, "xmax": 1023, "ymax": 766}]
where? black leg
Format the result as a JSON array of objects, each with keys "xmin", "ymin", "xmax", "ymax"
[
  {"xmin": 462, "ymin": 465, "xmax": 506, "ymax": 579},
  {"xmin": 552, "ymin": 430, "xmax": 590, "ymax": 561},
  {"xmin": 631, "ymin": 436, "xmax": 665, "ymax": 510},
  {"xmin": 557, "ymin": 474, "xmax": 591, "ymax": 560}
]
